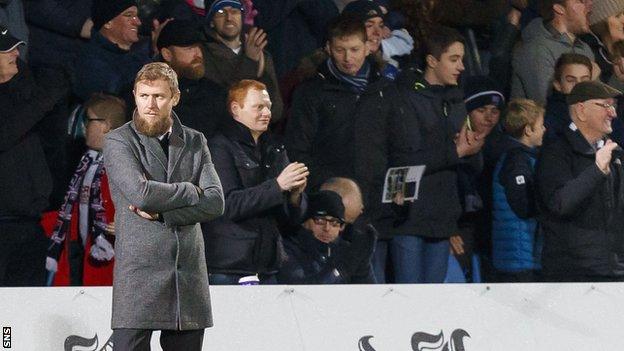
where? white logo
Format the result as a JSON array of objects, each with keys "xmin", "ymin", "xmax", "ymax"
[
  {"xmin": 515, "ymin": 175, "xmax": 526, "ymax": 185},
  {"xmin": 1, "ymin": 29, "xmax": 7, "ymax": 35}
]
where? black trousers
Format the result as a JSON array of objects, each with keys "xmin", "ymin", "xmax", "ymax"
[
  {"xmin": 112, "ymin": 328, "xmax": 204, "ymax": 351},
  {"xmin": 0, "ymin": 221, "xmax": 47, "ymax": 287}
]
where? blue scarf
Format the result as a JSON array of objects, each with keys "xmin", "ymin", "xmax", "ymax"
[{"xmin": 326, "ymin": 58, "xmax": 370, "ymax": 93}]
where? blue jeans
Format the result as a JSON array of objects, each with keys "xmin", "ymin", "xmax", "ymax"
[
  {"xmin": 390, "ymin": 235, "xmax": 450, "ymax": 283},
  {"xmin": 208, "ymin": 273, "xmax": 277, "ymax": 285},
  {"xmin": 372, "ymin": 240, "xmax": 389, "ymax": 284}
]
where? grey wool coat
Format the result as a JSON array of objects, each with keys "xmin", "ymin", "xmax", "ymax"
[{"xmin": 103, "ymin": 112, "xmax": 224, "ymax": 330}]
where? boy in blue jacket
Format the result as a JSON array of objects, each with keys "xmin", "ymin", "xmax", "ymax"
[{"xmin": 491, "ymin": 99, "xmax": 546, "ymax": 282}]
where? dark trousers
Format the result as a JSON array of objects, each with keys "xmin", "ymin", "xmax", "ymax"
[
  {"xmin": 0, "ymin": 222, "xmax": 47, "ymax": 287},
  {"xmin": 112, "ymin": 328, "xmax": 204, "ymax": 351}
]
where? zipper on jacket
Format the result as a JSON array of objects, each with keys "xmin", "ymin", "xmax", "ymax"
[{"xmin": 174, "ymin": 227, "xmax": 182, "ymax": 330}]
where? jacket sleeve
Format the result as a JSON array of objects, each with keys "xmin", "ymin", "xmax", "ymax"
[
  {"xmin": 499, "ymin": 150, "xmax": 536, "ymax": 219},
  {"xmin": 161, "ymin": 135, "xmax": 225, "ymax": 226},
  {"xmin": 24, "ymin": 0, "xmax": 89, "ymax": 37},
  {"xmin": 512, "ymin": 43, "xmax": 553, "ymax": 104},
  {"xmin": 537, "ymin": 143, "xmax": 608, "ymax": 218},
  {"xmin": 209, "ymin": 138, "xmax": 285, "ymax": 222},
  {"xmin": 0, "ymin": 68, "xmax": 67, "ymax": 151},
  {"xmin": 103, "ymin": 133, "xmax": 202, "ymax": 213}
]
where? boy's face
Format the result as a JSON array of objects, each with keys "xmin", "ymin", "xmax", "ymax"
[
  {"xmin": 527, "ymin": 113, "xmax": 546, "ymax": 147},
  {"xmin": 469, "ymin": 104, "xmax": 500, "ymax": 135},
  {"xmin": 427, "ymin": 41, "xmax": 465, "ymax": 86},
  {"xmin": 553, "ymin": 63, "xmax": 591, "ymax": 94}
]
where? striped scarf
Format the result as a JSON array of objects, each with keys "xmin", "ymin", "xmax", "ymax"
[
  {"xmin": 326, "ymin": 58, "xmax": 370, "ymax": 93},
  {"xmin": 48, "ymin": 151, "xmax": 108, "ymax": 260}
]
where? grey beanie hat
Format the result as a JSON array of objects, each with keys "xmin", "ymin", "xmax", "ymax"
[{"xmin": 589, "ymin": 0, "xmax": 624, "ymax": 26}]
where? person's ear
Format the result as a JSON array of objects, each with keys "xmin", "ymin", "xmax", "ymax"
[
  {"xmin": 161, "ymin": 47, "xmax": 173, "ymax": 62},
  {"xmin": 324, "ymin": 41, "xmax": 331, "ymax": 55},
  {"xmin": 172, "ymin": 91, "xmax": 181, "ymax": 106},
  {"xmin": 553, "ymin": 79, "xmax": 562, "ymax": 93},
  {"xmin": 231, "ymin": 101, "xmax": 241, "ymax": 117},
  {"xmin": 426, "ymin": 54, "xmax": 438, "ymax": 70},
  {"xmin": 553, "ymin": 3, "xmax": 566, "ymax": 16}
]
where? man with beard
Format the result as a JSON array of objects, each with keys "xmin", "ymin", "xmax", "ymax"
[
  {"xmin": 537, "ymin": 80, "xmax": 624, "ymax": 282},
  {"xmin": 73, "ymin": 0, "xmax": 151, "ymax": 103},
  {"xmin": 103, "ymin": 62, "xmax": 224, "ymax": 350},
  {"xmin": 158, "ymin": 19, "xmax": 229, "ymax": 138},
  {"xmin": 201, "ymin": 0, "xmax": 283, "ymax": 123}
]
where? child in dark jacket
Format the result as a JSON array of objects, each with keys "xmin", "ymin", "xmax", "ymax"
[{"xmin": 491, "ymin": 99, "xmax": 545, "ymax": 282}]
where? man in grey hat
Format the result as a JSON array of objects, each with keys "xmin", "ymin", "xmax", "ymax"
[{"xmin": 537, "ymin": 80, "xmax": 624, "ymax": 282}]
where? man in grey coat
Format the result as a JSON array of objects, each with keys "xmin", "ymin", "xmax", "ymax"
[{"xmin": 103, "ymin": 62, "xmax": 224, "ymax": 350}]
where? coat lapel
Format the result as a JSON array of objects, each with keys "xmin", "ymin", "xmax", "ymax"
[{"xmin": 167, "ymin": 111, "xmax": 186, "ymax": 182}]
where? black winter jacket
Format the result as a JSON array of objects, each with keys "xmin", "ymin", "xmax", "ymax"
[
  {"xmin": 277, "ymin": 218, "xmax": 377, "ymax": 284},
  {"xmin": 387, "ymin": 69, "xmax": 468, "ymax": 238},
  {"xmin": 537, "ymin": 125, "xmax": 624, "ymax": 279},
  {"xmin": 0, "ymin": 61, "xmax": 66, "ymax": 218},
  {"xmin": 174, "ymin": 77, "xmax": 229, "ymax": 139},
  {"xmin": 203, "ymin": 120, "xmax": 304, "ymax": 275},
  {"xmin": 284, "ymin": 58, "xmax": 405, "ymax": 232}
]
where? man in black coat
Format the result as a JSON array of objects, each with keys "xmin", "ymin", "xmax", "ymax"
[
  {"xmin": 278, "ymin": 190, "xmax": 376, "ymax": 284},
  {"xmin": 157, "ymin": 19, "xmax": 229, "ymax": 138},
  {"xmin": 203, "ymin": 79, "xmax": 308, "ymax": 284},
  {"xmin": 537, "ymin": 80, "xmax": 624, "ymax": 282},
  {"xmin": 0, "ymin": 27, "xmax": 67, "ymax": 286}
]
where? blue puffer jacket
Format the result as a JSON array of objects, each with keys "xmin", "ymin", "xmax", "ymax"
[{"xmin": 491, "ymin": 140, "xmax": 542, "ymax": 272}]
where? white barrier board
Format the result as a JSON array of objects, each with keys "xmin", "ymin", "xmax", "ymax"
[{"xmin": 1, "ymin": 283, "xmax": 624, "ymax": 350}]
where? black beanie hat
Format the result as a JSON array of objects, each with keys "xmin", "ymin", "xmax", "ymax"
[
  {"xmin": 463, "ymin": 75, "xmax": 505, "ymax": 113},
  {"xmin": 307, "ymin": 191, "xmax": 346, "ymax": 223},
  {"xmin": 156, "ymin": 20, "xmax": 203, "ymax": 50},
  {"xmin": 342, "ymin": 0, "xmax": 384, "ymax": 22},
  {"xmin": 92, "ymin": 0, "xmax": 137, "ymax": 31}
]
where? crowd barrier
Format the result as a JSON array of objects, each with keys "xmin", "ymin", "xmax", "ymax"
[{"xmin": 1, "ymin": 283, "xmax": 623, "ymax": 350}]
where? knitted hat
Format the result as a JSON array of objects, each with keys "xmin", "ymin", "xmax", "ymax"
[
  {"xmin": 307, "ymin": 191, "xmax": 346, "ymax": 223},
  {"xmin": 205, "ymin": 0, "xmax": 244, "ymax": 22},
  {"xmin": 463, "ymin": 76, "xmax": 505, "ymax": 113},
  {"xmin": 589, "ymin": 0, "xmax": 624, "ymax": 26},
  {"xmin": 342, "ymin": 0, "xmax": 384, "ymax": 22},
  {"xmin": 0, "ymin": 25, "xmax": 25, "ymax": 53},
  {"xmin": 92, "ymin": 0, "xmax": 137, "ymax": 31},
  {"xmin": 566, "ymin": 80, "xmax": 622, "ymax": 105},
  {"xmin": 156, "ymin": 20, "xmax": 203, "ymax": 50}
]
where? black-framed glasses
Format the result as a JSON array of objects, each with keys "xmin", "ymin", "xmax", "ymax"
[{"xmin": 312, "ymin": 217, "xmax": 344, "ymax": 228}]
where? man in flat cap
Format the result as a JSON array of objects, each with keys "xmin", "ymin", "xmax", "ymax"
[
  {"xmin": 537, "ymin": 80, "xmax": 624, "ymax": 282},
  {"xmin": 157, "ymin": 19, "xmax": 229, "ymax": 139},
  {"xmin": 73, "ymin": 0, "xmax": 151, "ymax": 104}
]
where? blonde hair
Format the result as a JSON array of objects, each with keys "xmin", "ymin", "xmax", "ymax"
[
  {"xmin": 84, "ymin": 93, "xmax": 127, "ymax": 129},
  {"xmin": 134, "ymin": 62, "xmax": 180, "ymax": 96},
  {"xmin": 503, "ymin": 99, "xmax": 545, "ymax": 138}
]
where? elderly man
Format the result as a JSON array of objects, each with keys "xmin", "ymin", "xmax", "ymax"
[
  {"xmin": 537, "ymin": 80, "xmax": 624, "ymax": 282},
  {"xmin": 73, "ymin": 0, "xmax": 151, "ymax": 103},
  {"xmin": 204, "ymin": 79, "xmax": 308, "ymax": 285},
  {"xmin": 103, "ymin": 62, "xmax": 224, "ymax": 350},
  {"xmin": 157, "ymin": 19, "xmax": 229, "ymax": 138},
  {"xmin": 201, "ymin": 0, "xmax": 283, "ymax": 122}
]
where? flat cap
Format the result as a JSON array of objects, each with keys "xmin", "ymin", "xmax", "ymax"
[{"xmin": 566, "ymin": 80, "xmax": 622, "ymax": 105}]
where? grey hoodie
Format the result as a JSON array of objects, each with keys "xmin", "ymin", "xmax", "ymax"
[{"xmin": 510, "ymin": 17, "xmax": 594, "ymax": 104}]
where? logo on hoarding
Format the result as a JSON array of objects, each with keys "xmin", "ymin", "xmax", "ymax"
[
  {"xmin": 64, "ymin": 334, "xmax": 113, "ymax": 351},
  {"xmin": 359, "ymin": 329, "xmax": 470, "ymax": 351}
]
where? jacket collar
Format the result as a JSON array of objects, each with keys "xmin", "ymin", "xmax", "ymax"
[
  {"xmin": 131, "ymin": 110, "xmax": 187, "ymax": 179},
  {"xmin": 564, "ymin": 122, "xmax": 603, "ymax": 155},
  {"xmin": 221, "ymin": 118, "xmax": 270, "ymax": 148},
  {"xmin": 93, "ymin": 31, "xmax": 131, "ymax": 54},
  {"xmin": 316, "ymin": 56, "xmax": 387, "ymax": 93}
]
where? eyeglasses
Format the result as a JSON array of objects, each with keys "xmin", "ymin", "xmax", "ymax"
[
  {"xmin": 312, "ymin": 217, "xmax": 344, "ymax": 228},
  {"xmin": 86, "ymin": 117, "xmax": 106, "ymax": 124},
  {"xmin": 594, "ymin": 102, "xmax": 617, "ymax": 111}
]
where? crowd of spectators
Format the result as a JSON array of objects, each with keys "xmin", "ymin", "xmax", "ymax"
[{"xmin": 3, "ymin": 0, "xmax": 624, "ymax": 287}]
